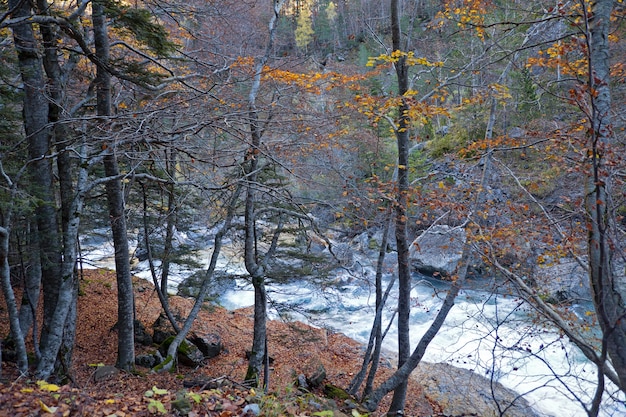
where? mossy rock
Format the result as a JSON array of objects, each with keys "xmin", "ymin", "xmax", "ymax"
[
  {"xmin": 323, "ymin": 383, "xmax": 351, "ymax": 401},
  {"xmin": 158, "ymin": 336, "xmax": 204, "ymax": 367}
]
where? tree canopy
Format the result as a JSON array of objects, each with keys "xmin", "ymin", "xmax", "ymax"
[{"xmin": 1, "ymin": 0, "xmax": 625, "ymax": 415}]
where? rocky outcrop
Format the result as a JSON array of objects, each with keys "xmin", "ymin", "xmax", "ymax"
[
  {"xmin": 415, "ymin": 362, "xmax": 541, "ymax": 417},
  {"xmin": 534, "ymin": 258, "xmax": 591, "ymax": 303},
  {"xmin": 409, "ymin": 225, "xmax": 466, "ymax": 277}
]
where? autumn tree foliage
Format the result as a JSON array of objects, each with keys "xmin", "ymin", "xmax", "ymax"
[{"xmin": 1, "ymin": 0, "xmax": 626, "ymax": 415}]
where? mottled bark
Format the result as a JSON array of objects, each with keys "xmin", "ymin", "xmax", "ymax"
[
  {"xmin": 18, "ymin": 223, "xmax": 41, "ymax": 343},
  {"xmin": 37, "ymin": 0, "xmax": 82, "ymax": 374},
  {"xmin": 161, "ymin": 185, "xmax": 242, "ymax": 372},
  {"xmin": 93, "ymin": 0, "xmax": 135, "ymax": 370},
  {"xmin": 585, "ymin": 0, "xmax": 626, "ymax": 392},
  {"xmin": 8, "ymin": 0, "xmax": 74, "ymax": 380},
  {"xmin": 1, "ymin": 227, "xmax": 28, "ymax": 374},
  {"xmin": 160, "ymin": 151, "xmax": 178, "ymax": 299},
  {"xmin": 9, "ymin": 0, "xmax": 62, "ymax": 364}
]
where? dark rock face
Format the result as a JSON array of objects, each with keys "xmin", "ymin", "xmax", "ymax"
[
  {"xmin": 306, "ymin": 363, "xmax": 327, "ymax": 388},
  {"xmin": 152, "ymin": 313, "xmax": 177, "ymax": 345},
  {"xmin": 189, "ymin": 332, "xmax": 222, "ymax": 359},
  {"xmin": 135, "ymin": 352, "xmax": 163, "ymax": 368},
  {"xmin": 414, "ymin": 362, "xmax": 541, "ymax": 417},
  {"xmin": 134, "ymin": 319, "xmax": 153, "ymax": 346}
]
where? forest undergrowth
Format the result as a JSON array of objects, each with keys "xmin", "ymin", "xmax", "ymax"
[{"xmin": 0, "ymin": 269, "xmax": 435, "ymax": 416}]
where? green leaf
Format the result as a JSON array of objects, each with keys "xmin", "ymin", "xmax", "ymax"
[
  {"xmin": 148, "ymin": 399, "xmax": 167, "ymax": 414},
  {"xmin": 88, "ymin": 362, "xmax": 106, "ymax": 367},
  {"xmin": 152, "ymin": 386, "xmax": 169, "ymax": 396},
  {"xmin": 187, "ymin": 392, "xmax": 202, "ymax": 404},
  {"xmin": 313, "ymin": 411, "xmax": 334, "ymax": 417}
]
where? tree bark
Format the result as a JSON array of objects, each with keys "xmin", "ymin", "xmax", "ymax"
[
  {"xmin": 0, "ymin": 227, "xmax": 28, "ymax": 374},
  {"xmin": 160, "ymin": 150, "xmax": 178, "ymax": 299},
  {"xmin": 18, "ymin": 222, "xmax": 41, "ymax": 345},
  {"xmin": 585, "ymin": 0, "xmax": 626, "ymax": 392},
  {"xmin": 242, "ymin": 0, "xmax": 285, "ymax": 388},
  {"xmin": 37, "ymin": 0, "xmax": 82, "ymax": 374},
  {"xmin": 364, "ymin": 233, "xmax": 472, "ymax": 412},
  {"xmin": 348, "ymin": 214, "xmax": 394, "ymax": 398},
  {"xmin": 161, "ymin": 185, "xmax": 242, "ymax": 372},
  {"xmin": 93, "ymin": 0, "xmax": 135, "ymax": 371},
  {"xmin": 8, "ymin": 0, "xmax": 69, "ymax": 379},
  {"xmin": 388, "ymin": 0, "xmax": 411, "ymax": 413}
]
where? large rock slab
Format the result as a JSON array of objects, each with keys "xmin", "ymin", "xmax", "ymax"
[
  {"xmin": 409, "ymin": 225, "xmax": 466, "ymax": 277},
  {"xmin": 534, "ymin": 258, "xmax": 591, "ymax": 303},
  {"xmin": 415, "ymin": 362, "xmax": 541, "ymax": 417}
]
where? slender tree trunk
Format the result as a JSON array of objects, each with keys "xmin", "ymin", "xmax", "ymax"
[
  {"xmin": 93, "ymin": 0, "xmax": 135, "ymax": 370},
  {"xmin": 365, "ymin": 136, "xmax": 492, "ymax": 415},
  {"xmin": 18, "ymin": 223, "xmax": 41, "ymax": 344},
  {"xmin": 387, "ymin": 0, "xmax": 411, "ymax": 413},
  {"xmin": 242, "ymin": 0, "xmax": 285, "ymax": 388},
  {"xmin": 585, "ymin": 0, "xmax": 626, "ymax": 392},
  {"xmin": 242, "ymin": 58, "xmax": 269, "ymax": 385},
  {"xmin": 364, "ymin": 242, "xmax": 471, "ymax": 411},
  {"xmin": 348, "ymin": 214, "xmax": 393, "ymax": 398},
  {"xmin": 161, "ymin": 185, "xmax": 242, "ymax": 372},
  {"xmin": 160, "ymin": 150, "xmax": 178, "ymax": 299},
  {"xmin": 142, "ymin": 183, "xmax": 181, "ymax": 333},
  {"xmin": 1, "ymin": 227, "xmax": 28, "ymax": 374}
]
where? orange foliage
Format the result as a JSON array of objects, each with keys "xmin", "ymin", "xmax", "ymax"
[{"xmin": 435, "ymin": 0, "xmax": 492, "ymax": 39}]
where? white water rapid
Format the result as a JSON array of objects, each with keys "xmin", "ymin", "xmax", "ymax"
[{"xmin": 82, "ymin": 229, "xmax": 625, "ymax": 416}]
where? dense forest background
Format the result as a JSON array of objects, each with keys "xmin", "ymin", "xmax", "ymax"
[{"xmin": 1, "ymin": 0, "xmax": 625, "ymax": 415}]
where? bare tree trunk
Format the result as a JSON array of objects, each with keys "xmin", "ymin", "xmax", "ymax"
[
  {"xmin": 365, "ymin": 145, "xmax": 492, "ymax": 414},
  {"xmin": 1, "ymin": 226, "xmax": 28, "ymax": 374},
  {"xmin": 8, "ymin": 0, "xmax": 71, "ymax": 379},
  {"xmin": 584, "ymin": 0, "xmax": 626, "ymax": 392},
  {"xmin": 160, "ymin": 185, "xmax": 242, "ymax": 372},
  {"xmin": 387, "ymin": 0, "xmax": 411, "ymax": 413},
  {"xmin": 17, "ymin": 223, "xmax": 41, "ymax": 345},
  {"xmin": 242, "ymin": 0, "xmax": 286, "ymax": 388},
  {"xmin": 93, "ymin": 0, "xmax": 135, "ymax": 371},
  {"xmin": 141, "ymin": 183, "xmax": 181, "ymax": 333},
  {"xmin": 348, "ymin": 214, "xmax": 394, "ymax": 398},
  {"xmin": 160, "ymin": 150, "xmax": 178, "ymax": 299},
  {"xmin": 37, "ymin": 0, "xmax": 82, "ymax": 374},
  {"xmin": 364, "ymin": 241, "xmax": 472, "ymax": 412}
]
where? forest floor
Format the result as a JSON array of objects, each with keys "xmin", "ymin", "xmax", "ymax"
[{"xmin": 0, "ymin": 269, "xmax": 436, "ymax": 416}]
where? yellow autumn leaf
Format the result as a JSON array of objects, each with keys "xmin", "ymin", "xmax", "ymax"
[
  {"xmin": 152, "ymin": 385, "xmax": 169, "ymax": 395},
  {"xmin": 39, "ymin": 399, "xmax": 58, "ymax": 413},
  {"xmin": 37, "ymin": 380, "xmax": 60, "ymax": 392},
  {"xmin": 104, "ymin": 398, "xmax": 116, "ymax": 404},
  {"xmin": 20, "ymin": 388, "xmax": 34, "ymax": 393}
]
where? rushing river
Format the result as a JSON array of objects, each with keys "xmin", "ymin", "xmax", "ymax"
[{"xmin": 83, "ymin": 230, "xmax": 625, "ymax": 417}]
